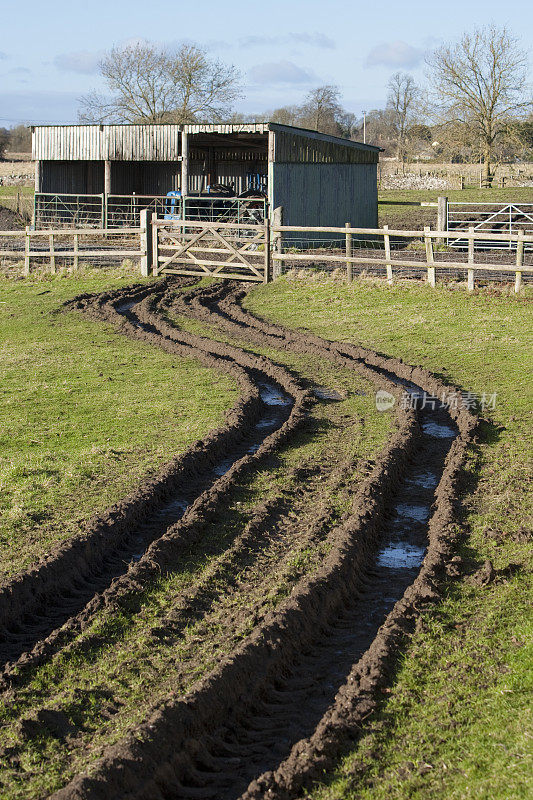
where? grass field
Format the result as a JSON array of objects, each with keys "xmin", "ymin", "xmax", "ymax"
[
  {"xmin": 1, "ymin": 262, "xmax": 532, "ymax": 797},
  {"xmin": 0, "ymin": 267, "xmax": 238, "ymax": 577},
  {"xmin": 246, "ymin": 276, "xmax": 533, "ymax": 800}
]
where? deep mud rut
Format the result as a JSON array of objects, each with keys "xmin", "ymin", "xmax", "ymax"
[{"xmin": 0, "ymin": 279, "xmax": 477, "ymax": 800}]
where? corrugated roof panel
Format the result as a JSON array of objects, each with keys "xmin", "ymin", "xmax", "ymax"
[{"xmin": 33, "ymin": 125, "xmax": 182, "ymax": 161}]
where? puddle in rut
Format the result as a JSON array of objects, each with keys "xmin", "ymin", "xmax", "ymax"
[
  {"xmin": 156, "ymin": 498, "xmax": 189, "ymax": 518},
  {"xmin": 406, "ymin": 470, "xmax": 439, "ymax": 489},
  {"xmin": 422, "ymin": 421, "xmax": 456, "ymax": 438},
  {"xmin": 394, "ymin": 503, "xmax": 431, "ymax": 523},
  {"xmin": 213, "ymin": 458, "xmax": 235, "ymax": 477},
  {"xmin": 115, "ymin": 300, "xmax": 137, "ymax": 313},
  {"xmin": 259, "ymin": 383, "xmax": 292, "ymax": 407},
  {"xmin": 377, "ymin": 542, "xmax": 426, "ymax": 569}
]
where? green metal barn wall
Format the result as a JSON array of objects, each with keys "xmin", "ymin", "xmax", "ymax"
[{"xmin": 271, "ymin": 162, "xmax": 378, "ymax": 232}]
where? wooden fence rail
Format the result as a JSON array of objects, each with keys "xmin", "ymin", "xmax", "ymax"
[
  {"xmin": 0, "ymin": 211, "xmax": 148, "ymax": 276},
  {"xmin": 2, "ymin": 211, "xmax": 532, "ymax": 292},
  {"xmin": 270, "ymin": 222, "xmax": 533, "ymax": 292}
]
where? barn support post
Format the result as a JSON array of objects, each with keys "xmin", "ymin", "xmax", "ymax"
[
  {"xmin": 273, "ymin": 206, "xmax": 283, "ymax": 279},
  {"xmin": 34, "ymin": 160, "xmax": 41, "ymax": 193},
  {"xmin": 104, "ymin": 161, "xmax": 112, "ymax": 229},
  {"xmin": 467, "ymin": 226, "xmax": 475, "ymax": 292},
  {"xmin": 384, "ymin": 224, "xmax": 393, "ymax": 284},
  {"xmin": 424, "ymin": 226, "xmax": 436, "ymax": 287},
  {"xmin": 437, "ymin": 196, "xmax": 448, "ymax": 232},
  {"xmin": 345, "ymin": 222, "xmax": 353, "ymax": 282},
  {"xmin": 140, "ymin": 208, "xmax": 152, "ymax": 276},
  {"xmin": 151, "ymin": 212, "xmax": 159, "ymax": 277},
  {"xmin": 181, "ymin": 131, "xmax": 189, "ymax": 197},
  {"xmin": 104, "ymin": 161, "xmax": 112, "ymax": 194},
  {"xmin": 515, "ymin": 229, "xmax": 524, "ymax": 293}
]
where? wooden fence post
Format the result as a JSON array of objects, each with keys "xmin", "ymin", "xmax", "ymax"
[
  {"xmin": 49, "ymin": 233, "xmax": 56, "ymax": 274},
  {"xmin": 23, "ymin": 226, "xmax": 30, "ymax": 276},
  {"xmin": 424, "ymin": 226, "xmax": 436, "ymax": 287},
  {"xmin": 273, "ymin": 206, "xmax": 283, "ymax": 279},
  {"xmin": 515, "ymin": 229, "xmax": 524, "ymax": 293},
  {"xmin": 467, "ymin": 226, "xmax": 475, "ymax": 292},
  {"xmin": 264, "ymin": 217, "xmax": 271, "ymax": 283},
  {"xmin": 345, "ymin": 222, "xmax": 352, "ymax": 282},
  {"xmin": 151, "ymin": 212, "xmax": 159, "ymax": 277},
  {"xmin": 437, "ymin": 196, "xmax": 448, "ymax": 231},
  {"xmin": 383, "ymin": 224, "xmax": 393, "ymax": 284},
  {"xmin": 73, "ymin": 233, "xmax": 79, "ymax": 271},
  {"xmin": 140, "ymin": 208, "xmax": 151, "ymax": 276}
]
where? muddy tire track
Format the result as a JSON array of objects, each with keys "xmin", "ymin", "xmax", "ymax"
[
  {"xmin": 26, "ymin": 280, "xmax": 476, "ymax": 800},
  {"xmin": 0, "ymin": 279, "xmax": 311, "ymax": 678}
]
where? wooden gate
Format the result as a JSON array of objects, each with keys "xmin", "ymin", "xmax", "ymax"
[{"xmin": 153, "ymin": 219, "xmax": 270, "ymax": 282}]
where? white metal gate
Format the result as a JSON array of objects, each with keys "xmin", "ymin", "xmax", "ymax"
[{"xmin": 447, "ymin": 203, "xmax": 533, "ymax": 249}]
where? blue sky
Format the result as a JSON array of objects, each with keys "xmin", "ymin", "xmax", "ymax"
[{"xmin": 0, "ymin": 0, "xmax": 531, "ymax": 125}]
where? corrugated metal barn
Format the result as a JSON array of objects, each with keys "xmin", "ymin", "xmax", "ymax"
[{"xmin": 32, "ymin": 123, "xmax": 380, "ymax": 230}]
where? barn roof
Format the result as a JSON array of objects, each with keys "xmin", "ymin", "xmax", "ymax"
[{"xmin": 32, "ymin": 122, "xmax": 380, "ymax": 162}]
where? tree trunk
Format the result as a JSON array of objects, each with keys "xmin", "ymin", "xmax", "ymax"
[{"xmin": 482, "ymin": 145, "xmax": 493, "ymax": 187}]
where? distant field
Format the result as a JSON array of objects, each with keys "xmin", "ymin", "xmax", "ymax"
[{"xmin": 378, "ymin": 187, "xmax": 533, "ymax": 229}]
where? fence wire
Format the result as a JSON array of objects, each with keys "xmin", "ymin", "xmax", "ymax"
[{"xmin": 276, "ymin": 231, "xmax": 533, "ymax": 284}]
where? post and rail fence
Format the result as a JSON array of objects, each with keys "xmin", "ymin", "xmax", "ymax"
[{"xmin": 1, "ymin": 208, "xmax": 532, "ymax": 291}]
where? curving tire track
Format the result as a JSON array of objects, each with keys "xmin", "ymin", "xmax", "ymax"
[
  {"xmin": 0, "ymin": 278, "xmax": 310, "ymax": 678},
  {"xmin": 1, "ymin": 279, "xmax": 477, "ymax": 800}
]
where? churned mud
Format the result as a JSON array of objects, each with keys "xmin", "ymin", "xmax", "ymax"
[{"xmin": 0, "ymin": 279, "xmax": 477, "ymax": 800}]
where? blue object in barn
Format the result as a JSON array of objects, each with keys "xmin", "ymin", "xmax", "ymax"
[
  {"xmin": 164, "ymin": 190, "xmax": 182, "ymax": 220},
  {"xmin": 246, "ymin": 172, "xmax": 267, "ymax": 193}
]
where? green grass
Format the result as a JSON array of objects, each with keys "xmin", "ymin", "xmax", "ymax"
[
  {"xmin": 0, "ymin": 267, "xmax": 238, "ymax": 577},
  {"xmin": 245, "ymin": 276, "xmax": 533, "ymax": 800},
  {"xmin": 0, "ymin": 187, "xmax": 34, "ymax": 198},
  {"xmin": 2, "ymin": 267, "xmax": 531, "ymax": 798}
]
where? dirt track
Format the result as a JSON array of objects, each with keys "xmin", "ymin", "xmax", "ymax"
[{"xmin": 0, "ymin": 279, "xmax": 477, "ymax": 799}]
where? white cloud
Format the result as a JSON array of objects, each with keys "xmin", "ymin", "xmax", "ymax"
[
  {"xmin": 240, "ymin": 32, "xmax": 334, "ymax": 49},
  {"xmin": 249, "ymin": 60, "xmax": 317, "ymax": 85},
  {"xmin": 54, "ymin": 50, "xmax": 103, "ymax": 74},
  {"xmin": 206, "ymin": 32, "xmax": 335, "ymax": 52},
  {"xmin": 365, "ymin": 41, "xmax": 424, "ymax": 68},
  {"xmin": 0, "ymin": 52, "xmax": 9, "ymax": 60}
]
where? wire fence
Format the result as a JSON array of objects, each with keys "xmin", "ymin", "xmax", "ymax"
[
  {"xmin": 272, "ymin": 224, "xmax": 533, "ymax": 290},
  {"xmin": 0, "ymin": 227, "xmax": 143, "ymax": 275},
  {"xmin": 33, "ymin": 193, "xmax": 267, "ymax": 229}
]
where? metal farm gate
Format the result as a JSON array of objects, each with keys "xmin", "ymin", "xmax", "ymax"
[
  {"xmin": 447, "ymin": 202, "xmax": 533, "ymax": 249},
  {"xmin": 153, "ymin": 219, "xmax": 270, "ymax": 282}
]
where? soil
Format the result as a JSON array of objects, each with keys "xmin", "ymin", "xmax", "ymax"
[
  {"xmin": 0, "ymin": 205, "xmax": 25, "ymax": 230},
  {"xmin": 0, "ymin": 279, "xmax": 478, "ymax": 800}
]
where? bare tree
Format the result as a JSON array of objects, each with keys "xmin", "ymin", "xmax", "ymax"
[
  {"xmin": 298, "ymin": 85, "xmax": 355, "ymax": 137},
  {"xmin": 7, "ymin": 124, "xmax": 32, "ymax": 153},
  {"xmin": 386, "ymin": 72, "xmax": 419, "ymax": 163},
  {"xmin": 0, "ymin": 128, "xmax": 9, "ymax": 160},
  {"xmin": 427, "ymin": 26, "xmax": 531, "ymax": 184},
  {"xmin": 79, "ymin": 41, "xmax": 241, "ymax": 123}
]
